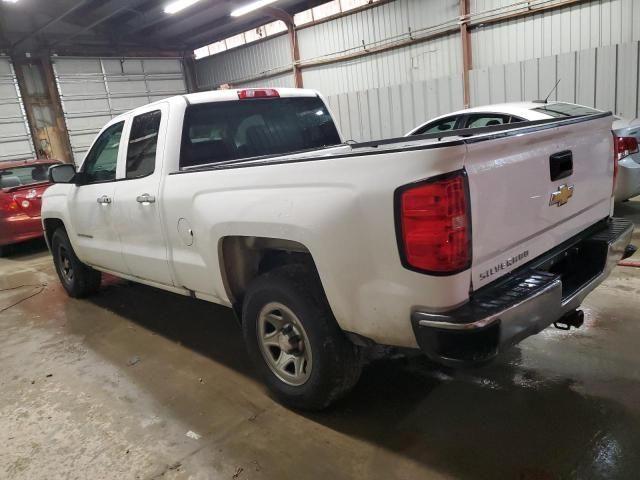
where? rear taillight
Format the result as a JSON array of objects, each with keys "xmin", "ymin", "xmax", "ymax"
[
  {"xmin": 613, "ymin": 135, "xmax": 638, "ymax": 193},
  {"xmin": 238, "ymin": 88, "xmax": 280, "ymax": 99},
  {"xmin": 397, "ymin": 171, "xmax": 471, "ymax": 274},
  {"xmin": 0, "ymin": 195, "xmax": 19, "ymax": 216}
]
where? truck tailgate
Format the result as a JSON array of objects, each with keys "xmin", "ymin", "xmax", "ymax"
[{"xmin": 465, "ymin": 114, "xmax": 614, "ymax": 290}]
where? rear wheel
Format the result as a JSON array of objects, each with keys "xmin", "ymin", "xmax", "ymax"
[
  {"xmin": 51, "ymin": 228, "xmax": 101, "ymax": 298},
  {"xmin": 242, "ymin": 264, "xmax": 362, "ymax": 410}
]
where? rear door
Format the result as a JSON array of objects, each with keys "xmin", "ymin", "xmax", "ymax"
[
  {"xmin": 112, "ymin": 104, "xmax": 173, "ymax": 286},
  {"xmin": 465, "ymin": 114, "xmax": 614, "ymax": 289}
]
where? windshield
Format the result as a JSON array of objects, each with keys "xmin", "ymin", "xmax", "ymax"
[
  {"xmin": 531, "ymin": 103, "xmax": 601, "ymax": 118},
  {"xmin": 180, "ymin": 97, "xmax": 342, "ymax": 168},
  {"xmin": 0, "ymin": 164, "xmax": 55, "ymax": 189}
]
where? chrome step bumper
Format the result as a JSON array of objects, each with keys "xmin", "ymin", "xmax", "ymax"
[{"xmin": 411, "ymin": 218, "xmax": 634, "ymax": 366}]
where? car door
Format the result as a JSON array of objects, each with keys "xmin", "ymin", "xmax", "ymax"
[
  {"xmin": 112, "ymin": 105, "xmax": 174, "ymax": 286},
  {"xmin": 67, "ymin": 121, "xmax": 129, "ymax": 273}
]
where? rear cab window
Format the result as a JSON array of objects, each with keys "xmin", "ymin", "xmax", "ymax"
[
  {"xmin": 531, "ymin": 103, "xmax": 601, "ymax": 118},
  {"xmin": 0, "ymin": 163, "xmax": 57, "ymax": 189},
  {"xmin": 180, "ymin": 96, "xmax": 342, "ymax": 168},
  {"xmin": 126, "ymin": 110, "xmax": 161, "ymax": 179}
]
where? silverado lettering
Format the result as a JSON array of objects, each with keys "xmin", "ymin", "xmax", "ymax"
[{"xmin": 480, "ymin": 251, "xmax": 530, "ymax": 281}]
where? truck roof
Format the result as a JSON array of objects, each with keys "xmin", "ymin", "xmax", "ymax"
[
  {"xmin": 184, "ymin": 88, "xmax": 320, "ymax": 104},
  {"xmin": 110, "ymin": 87, "xmax": 322, "ymax": 123}
]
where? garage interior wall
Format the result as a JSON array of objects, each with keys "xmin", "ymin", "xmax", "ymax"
[
  {"xmin": 195, "ymin": 0, "xmax": 640, "ymax": 142},
  {"xmin": 52, "ymin": 57, "xmax": 188, "ymax": 163},
  {"xmin": 0, "ymin": 58, "xmax": 36, "ymax": 161}
]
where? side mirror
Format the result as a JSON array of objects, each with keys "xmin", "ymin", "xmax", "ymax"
[{"xmin": 48, "ymin": 164, "xmax": 76, "ymax": 184}]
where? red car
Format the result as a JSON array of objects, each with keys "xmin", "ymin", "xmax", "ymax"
[{"xmin": 0, "ymin": 159, "xmax": 62, "ymax": 255}]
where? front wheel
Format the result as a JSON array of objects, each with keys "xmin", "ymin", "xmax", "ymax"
[
  {"xmin": 242, "ymin": 264, "xmax": 362, "ymax": 410},
  {"xmin": 51, "ymin": 228, "xmax": 101, "ymax": 298}
]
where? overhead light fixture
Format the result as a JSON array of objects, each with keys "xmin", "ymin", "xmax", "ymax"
[
  {"xmin": 164, "ymin": 0, "xmax": 202, "ymax": 14},
  {"xmin": 2, "ymin": 0, "xmax": 20, "ymax": 4},
  {"xmin": 231, "ymin": 0, "xmax": 279, "ymax": 17}
]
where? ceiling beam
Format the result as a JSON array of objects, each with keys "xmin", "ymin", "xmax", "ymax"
[
  {"xmin": 11, "ymin": 0, "xmax": 94, "ymax": 49},
  {"xmin": 48, "ymin": 0, "xmax": 152, "ymax": 48},
  {"xmin": 124, "ymin": 0, "xmax": 229, "ymax": 37},
  {"xmin": 142, "ymin": 0, "xmax": 234, "ymax": 38}
]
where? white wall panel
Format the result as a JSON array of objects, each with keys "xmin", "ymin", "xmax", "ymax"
[
  {"xmin": 595, "ymin": 44, "xmax": 617, "ymax": 111},
  {"xmin": 556, "ymin": 51, "xmax": 577, "ymax": 103},
  {"xmin": 576, "ymin": 48, "xmax": 596, "ymax": 107},
  {"xmin": 327, "ymin": 73, "xmax": 463, "ymax": 142},
  {"xmin": 471, "ymin": 0, "xmax": 640, "ymax": 69},
  {"xmin": 54, "ymin": 57, "xmax": 186, "ymax": 162},
  {"xmin": 618, "ymin": 41, "xmax": 638, "ymax": 120},
  {"xmin": 468, "ymin": 40, "xmax": 640, "ymax": 122}
]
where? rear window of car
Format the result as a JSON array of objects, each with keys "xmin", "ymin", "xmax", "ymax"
[
  {"xmin": 0, "ymin": 164, "xmax": 56, "ymax": 189},
  {"xmin": 180, "ymin": 97, "xmax": 342, "ymax": 168},
  {"xmin": 531, "ymin": 103, "xmax": 601, "ymax": 118}
]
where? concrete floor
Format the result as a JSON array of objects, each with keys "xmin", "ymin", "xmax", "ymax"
[{"xmin": 2, "ymin": 203, "xmax": 640, "ymax": 480}]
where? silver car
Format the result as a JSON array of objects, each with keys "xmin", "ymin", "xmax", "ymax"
[{"xmin": 407, "ymin": 101, "xmax": 640, "ymax": 202}]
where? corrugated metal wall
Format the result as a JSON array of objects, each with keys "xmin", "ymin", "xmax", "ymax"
[
  {"xmin": 302, "ymin": 33, "xmax": 461, "ymax": 96},
  {"xmin": 195, "ymin": 0, "xmax": 461, "ymax": 94},
  {"xmin": 196, "ymin": 34, "xmax": 292, "ymax": 89},
  {"xmin": 299, "ymin": 0, "xmax": 461, "ymax": 96},
  {"xmin": 470, "ymin": 40, "xmax": 640, "ymax": 121},
  {"xmin": 471, "ymin": 0, "xmax": 640, "ymax": 68},
  {"xmin": 193, "ymin": 0, "xmax": 640, "ymax": 142},
  {"xmin": 325, "ymin": 73, "xmax": 464, "ymax": 141}
]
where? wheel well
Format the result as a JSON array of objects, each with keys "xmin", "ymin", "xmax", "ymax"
[
  {"xmin": 43, "ymin": 218, "xmax": 65, "ymax": 249},
  {"xmin": 220, "ymin": 236, "xmax": 316, "ymax": 312}
]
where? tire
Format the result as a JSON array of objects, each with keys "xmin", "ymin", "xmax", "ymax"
[
  {"xmin": 242, "ymin": 264, "xmax": 362, "ymax": 410},
  {"xmin": 51, "ymin": 228, "xmax": 102, "ymax": 298}
]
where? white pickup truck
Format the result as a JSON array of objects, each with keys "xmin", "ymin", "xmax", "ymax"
[{"xmin": 42, "ymin": 88, "xmax": 634, "ymax": 409}]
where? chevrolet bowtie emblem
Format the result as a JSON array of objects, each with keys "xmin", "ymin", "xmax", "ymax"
[{"xmin": 550, "ymin": 184, "xmax": 574, "ymax": 206}]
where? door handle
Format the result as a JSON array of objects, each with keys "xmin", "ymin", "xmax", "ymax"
[
  {"xmin": 97, "ymin": 195, "xmax": 112, "ymax": 205},
  {"xmin": 549, "ymin": 150, "xmax": 573, "ymax": 181},
  {"xmin": 136, "ymin": 193, "xmax": 156, "ymax": 204}
]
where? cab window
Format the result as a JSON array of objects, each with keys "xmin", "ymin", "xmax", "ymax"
[
  {"xmin": 82, "ymin": 122, "xmax": 124, "ymax": 183},
  {"xmin": 464, "ymin": 114, "xmax": 511, "ymax": 128},
  {"xmin": 180, "ymin": 97, "xmax": 342, "ymax": 168},
  {"xmin": 126, "ymin": 110, "xmax": 161, "ymax": 179},
  {"xmin": 411, "ymin": 116, "xmax": 458, "ymax": 135}
]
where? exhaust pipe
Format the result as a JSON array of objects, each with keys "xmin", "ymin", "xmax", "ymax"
[{"xmin": 554, "ymin": 309, "xmax": 585, "ymax": 331}]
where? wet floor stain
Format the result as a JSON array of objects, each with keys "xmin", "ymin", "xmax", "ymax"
[{"xmin": 1, "ymin": 210, "xmax": 640, "ymax": 479}]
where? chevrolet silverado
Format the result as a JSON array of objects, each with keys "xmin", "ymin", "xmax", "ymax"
[{"xmin": 42, "ymin": 88, "xmax": 634, "ymax": 409}]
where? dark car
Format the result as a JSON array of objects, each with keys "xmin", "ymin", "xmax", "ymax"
[{"xmin": 0, "ymin": 159, "xmax": 62, "ymax": 255}]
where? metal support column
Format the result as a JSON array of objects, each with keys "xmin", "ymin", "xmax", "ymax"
[{"xmin": 460, "ymin": 0, "xmax": 472, "ymax": 108}]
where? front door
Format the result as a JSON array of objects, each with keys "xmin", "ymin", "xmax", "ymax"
[
  {"xmin": 112, "ymin": 106, "xmax": 173, "ymax": 286},
  {"xmin": 67, "ymin": 121, "xmax": 129, "ymax": 273}
]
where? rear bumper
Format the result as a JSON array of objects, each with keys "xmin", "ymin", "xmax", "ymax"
[
  {"xmin": 0, "ymin": 215, "xmax": 44, "ymax": 247},
  {"xmin": 411, "ymin": 218, "xmax": 634, "ymax": 367}
]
